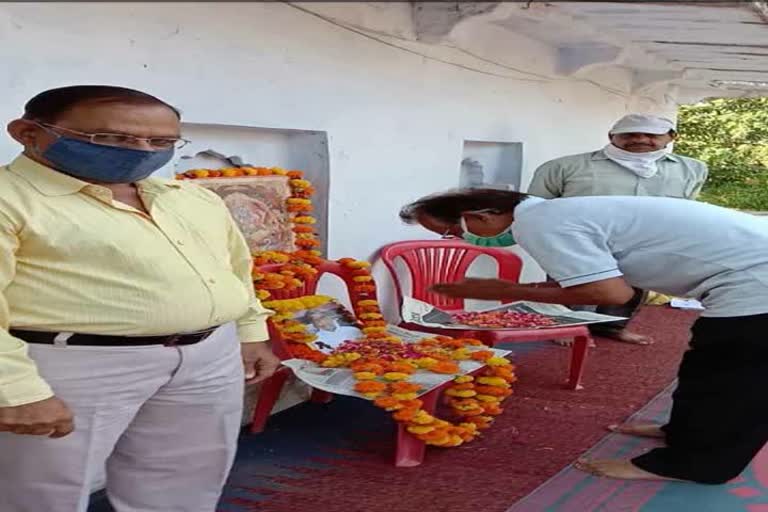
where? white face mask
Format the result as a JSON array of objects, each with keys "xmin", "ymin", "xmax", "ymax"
[{"xmin": 603, "ymin": 143, "xmax": 668, "ymax": 178}]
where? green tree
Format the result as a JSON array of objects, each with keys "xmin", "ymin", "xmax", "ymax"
[{"xmin": 676, "ymin": 97, "xmax": 768, "ymax": 210}]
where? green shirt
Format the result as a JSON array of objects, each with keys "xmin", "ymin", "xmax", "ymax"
[{"xmin": 528, "ymin": 150, "xmax": 708, "ymax": 199}]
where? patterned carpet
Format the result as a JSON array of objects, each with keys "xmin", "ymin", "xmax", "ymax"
[
  {"xmin": 90, "ymin": 306, "xmax": 704, "ymax": 512},
  {"xmin": 509, "ymin": 382, "xmax": 768, "ymax": 512}
]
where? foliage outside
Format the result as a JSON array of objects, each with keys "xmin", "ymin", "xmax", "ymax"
[{"xmin": 675, "ymin": 97, "xmax": 768, "ymax": 210}]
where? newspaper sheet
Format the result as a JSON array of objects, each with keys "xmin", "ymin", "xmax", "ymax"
[
  {"xmin": 402, "ymin": 296, "xmax": 626, "ymax": 331},
  {"xmin": 281, "ymin": 325, "xmax": 511, "ymax": 400}
]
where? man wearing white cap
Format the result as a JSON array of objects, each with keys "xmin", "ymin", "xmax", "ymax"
[{"xmin": 528, "ymin": 114, "xmax": 708, "ymax": 345}]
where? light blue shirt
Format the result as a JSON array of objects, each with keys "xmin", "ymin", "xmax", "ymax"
[{"xmin": 512, "ymin": 196, "xmax": 768, "ymax": 317}]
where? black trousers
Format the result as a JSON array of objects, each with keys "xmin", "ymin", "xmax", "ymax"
[{"xmin": 632, "ymin": 314, "xmax": 768, "ymax": 484}]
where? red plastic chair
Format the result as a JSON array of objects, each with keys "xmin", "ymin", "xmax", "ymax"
[
  {"xmin": 248, "ymin": 260, "xmax": 355, "ymax": 434},
  {"xmin": 379, "ymin": 240, "xmax": 592, "ymax": 390},
  {"xmin": 248, "ymin": 258, "xmax": 481, "ymax": 467}
]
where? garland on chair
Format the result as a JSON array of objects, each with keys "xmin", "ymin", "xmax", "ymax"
[
  {"xmin": 265, "ymin": 293, "xmax": 517, "ymax": 447},
  {"xmin": 177, "ymin": 166, "xmax": 517, "ymax": 446}
]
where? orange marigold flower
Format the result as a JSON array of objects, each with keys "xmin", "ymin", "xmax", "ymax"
[
  {"xmin": 431, "ymin": 361, "xmax": 460, "ymax": 374},
  {"xmin": 350, "ymin": 362, "xmax": 384, "ymax": 374},
  {"xmin": 474, "ymin": 385, "xmax": 512, "ymax": 397},
  {"xmin": 470, "ymin": 350, "xmax": 494, "ymax": 362},
  {"xmin": 390, "ymin": 381, "xmax": 421, "ymax": 394},
  {"xmin": 296, "ymin": 239, "xmax": 321, "ymax": 248},
  {"xmin": 287, "ymin": 170, "xmax": 304, "ymax": 179},
  {"xmin": 482, "ymin": 403, "xmax": 504, "ymax": 416},
  {"xmin": 386, "ymin": 362, "xmax": 416, "ymax": 374},
  {"xmin": 373, "ymin": 396, "xmax": 402, "ymax": 410},
  {"xmin": 393, "ymin": 408, "xmax": 420, "ymax": 422},
  {"xmin": 354, "ymin": 381, "xmax": 386, "ymax": 393}
]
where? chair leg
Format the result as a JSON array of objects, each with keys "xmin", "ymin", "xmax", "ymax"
[
  {"xmin": 249, "ymin": 369, "xmax": 290, "ymax": 434},
  {"xmin": 394, "ymin": 388, "xmax": 440, "ymax": 467},
  {"xmin": 310, "ymin": 389, "xmax": 334, "ymax": 404},
  {"xmin": 566, "ymin": 335, "xmax": 590, "ymax": 390}
]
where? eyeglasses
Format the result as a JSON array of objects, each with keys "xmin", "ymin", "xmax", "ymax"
[{"xmin": 37, "ymin": 122, "xmax": 190, "ymax": 150}]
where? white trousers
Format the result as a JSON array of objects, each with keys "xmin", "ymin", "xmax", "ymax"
[{"xmin": 0, "ymin": 325, "xmax": 244, "ymax": 512}]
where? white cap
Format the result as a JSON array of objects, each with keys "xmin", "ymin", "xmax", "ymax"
[{"xmin": 609, "ymin": 114, "xmax": 676, "ymax": 135}]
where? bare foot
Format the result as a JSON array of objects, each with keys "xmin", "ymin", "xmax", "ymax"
[
  {"xmin": 607, "ymin": 422, "xmax": 665, "ymax": 438},
  {"xmin": 551, "ymin": 338, "xmax": 597, "ymax": 348},
  {"xmin": 602, "ymin": 330, "xmax": 652, "ymax": 345},
  {"xmin": 575, "ymin": 458, "xmax": 680, "ymax": 481}
]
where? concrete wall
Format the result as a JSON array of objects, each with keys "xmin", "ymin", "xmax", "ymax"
[{"xmin": 0, "ymin": 2, "xmax": 677, "ymax": 300}]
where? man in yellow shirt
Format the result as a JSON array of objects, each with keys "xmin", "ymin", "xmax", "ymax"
[{"xmin": 0, "ymin": 85, "xmax": 278, "ymax": 512}]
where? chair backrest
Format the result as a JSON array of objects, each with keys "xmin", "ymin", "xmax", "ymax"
[
  {"xmin": 257, "ymin": 260, "xmax": 351, "ymax": 300},
  {"xmin": 379, "ymin": 239, "xmax": 523, "ymax": 312}
]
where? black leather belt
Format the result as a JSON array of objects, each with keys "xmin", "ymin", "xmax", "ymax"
[{"xmin": 10, "ymin": 327, "xmax": 219, "ymax": 347}]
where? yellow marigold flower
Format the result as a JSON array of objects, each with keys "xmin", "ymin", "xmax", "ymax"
[
  {"xmin": 407, "ymin": 425, "xmax": 436, "ymax": 435},
  {"xmin": 476, "ymin": 394, "xmax": 501, "ymax": 403},
  {"xmin": 358, "ymin": 313, "xmax": 383, "ymax": 320},
  {"xmin": 293, "ymin": 216, "xmax": 317, "ymax": 224},
  {"xmin": 357, "ymin": 300, "xmax": 378, "ymax": 307},
  {"xmin": 486, "ymin": 357, "xmax": 510, "ymax": 366},
  {"xmin": 383, "ymin": 372, "xmax": 409, "ymax": 381},
  {"xmin": 445, "ymin": 389, "xmax": 477, "ymax": 398},
  {"xmin": 353, "ymin": 371, "xmax": 377, "ymax": 380},
  {"xmin": 289, "ymin": 179, "xmax": 311, "ymax": 188},
  {"xmin": 414, "ymin": 357, "xmax": 438, "ymax": 369},
  {"xmin": 451, "ymin": 348, "xmax": 471, "ymax": 360},
  {"xmin": 411, "ymin": 410, "xmax": 436, "ymax": 425},
  {"xmin": 348, "ymin": 261, "xmax": 371, "ymax": 269},
  {"xmin": 392, "ymin": 392, "xmax": 419, "ymax": 400},
  {"xmin": 353, "ymin": 276, "xmax": 373, "ymax": 283},
  {"xmin": 271, "ymin": 167, "xmax": 288, "ymax": 175},
  {"xmin": 476, "ymin": 376, "xmax": 509, "ymax": 387},
  {"xmin": 454, "ymin": 375, "xmax": 474, "ymax": 384},
  {"xmin": 363, "ymin": 327, "xmax": 387, "ymax": 334}
]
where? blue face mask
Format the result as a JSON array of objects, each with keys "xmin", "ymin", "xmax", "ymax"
[
  {"xmin": 460, "ymin": 217, "xmax": 517, "ymax": 247},
  {"xmin": 41, "ymin": 136, "xmax": 174, "ymax": 184}
]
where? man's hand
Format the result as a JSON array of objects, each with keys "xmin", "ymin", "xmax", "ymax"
[
  {"xmin": 0, "ymin": 396, "xmax": 74, "ymax": 438},
  {"xmin": 241, "ymin": 342, "xmax": 281, "ymax": 384},
  {"xmin": 431, "ymin": 278, "xmax": 517, "ymax": 301}
]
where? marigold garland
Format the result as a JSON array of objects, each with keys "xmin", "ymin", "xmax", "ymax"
[
  {"xmin": 177, "ymin": 167, "xmax": 517, "ymax": 447},
  {"xmin": 265, "ymin": 291, "xmax": 517, "ymax": 447}
]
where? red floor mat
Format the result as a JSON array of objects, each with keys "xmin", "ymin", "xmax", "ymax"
[{"xmin": 224, "ymin": 306, "xmax": 697, "ymax": 512}]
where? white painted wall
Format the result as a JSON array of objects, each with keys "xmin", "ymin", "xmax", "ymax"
[{"xmin": 0, "ymin": 2, "xmax": 677, "ymax": 308}]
